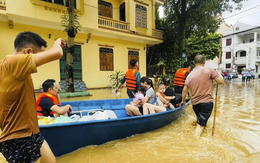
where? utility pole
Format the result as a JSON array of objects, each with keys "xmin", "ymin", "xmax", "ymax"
[{"xmin": 230, "ymin": 24, "xmax": 236, "ymax": 72}]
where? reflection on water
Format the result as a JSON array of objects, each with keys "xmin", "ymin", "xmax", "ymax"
[{"xmin": 1, "ymin": 82, "xmax": 260, "ymax": 163}]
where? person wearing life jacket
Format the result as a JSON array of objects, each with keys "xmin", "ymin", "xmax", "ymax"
[
  {"xmin": 174, "ymin": 61, "xmax": 191, "ymax": 94},
  {"xmin": 36, "ymin": 79, "xmax": 72, "ymax": 117},
  {"xmin": 115, "ymin": 59, "xmax": 141, "ymax": 98}
]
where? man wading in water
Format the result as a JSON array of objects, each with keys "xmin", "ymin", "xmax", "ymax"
[{"xmin": 181, "ymin": 55, "xmax": 224, "ymax": 136}]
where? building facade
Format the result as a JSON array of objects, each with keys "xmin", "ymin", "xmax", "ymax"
[
  {"xmin": 0, "ymin": 0, "xmax": 163, "ymax": 89},
  {"xmin": 222, "ymin": 22, "xmax": 260, "ymax": 76}
]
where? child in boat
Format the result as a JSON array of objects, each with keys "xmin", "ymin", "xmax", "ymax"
[
  {"xmin": 130, "ymin": 86, "xmax": 146, "ymax": 107},
  {"xmin": 155, "ymin": 83, "xmax": 175, "ymax": 109}
]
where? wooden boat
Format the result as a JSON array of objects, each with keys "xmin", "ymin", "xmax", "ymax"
[{"xmin": 39, "ymin": 98, "xmax": 191, "ymax": 156}]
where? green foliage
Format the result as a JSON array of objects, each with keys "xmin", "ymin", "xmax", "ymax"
[
  {"xmin": 61, "ymin": 10, "xmax": 81, "ymax": 33},
  {"xmin": 186, "ymin": 33, "xmax": 222, "ymax": 61},
  {"xmin": 147, "ymin": 0, "xmax": 244, "ymax": 76},
  {"xmin": 108, "ymin": 70, "xmax": 124, "ymax": 88}
]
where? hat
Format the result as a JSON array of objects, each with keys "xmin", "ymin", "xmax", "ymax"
[{"xmin": 130, "ymin": 59, "xmax": 138, "ymax": 67}]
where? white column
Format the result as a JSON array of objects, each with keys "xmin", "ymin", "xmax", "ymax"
[
  {"xmin": 246, "ymin": 51, "xmax": 249, "ymax": 69},
  {"xmin": 254, "ymin": 32, "xmax": 257, "ymax": 42}
]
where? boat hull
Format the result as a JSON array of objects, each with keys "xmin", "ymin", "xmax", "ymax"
[{"xmin": 40, "ymin": 99, "xmax": 190, "ymax": 156}]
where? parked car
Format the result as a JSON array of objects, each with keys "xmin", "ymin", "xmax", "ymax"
[{"xmin": 228, "ymin": 72, "xmax": 238, "ymax": 79}]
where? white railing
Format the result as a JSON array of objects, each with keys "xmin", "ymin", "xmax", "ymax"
[
  {"xmin": 98, "ymin": 16, "xmax": 130, "ymax": 31},
  {"xmin": 152, "ymin": 29, "xmax": 163, "ymax": 38},
  {"xmin": 235, "ymin": 56, "xmax": 246, "ymax": 60},
  {"xmin": 0, "ymin": 0, "xmax": 6, "ymax": 8}
]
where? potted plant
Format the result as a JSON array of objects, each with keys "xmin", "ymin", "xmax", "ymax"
[{"xmin": 108, "ymin": 70, "xmax": 124, "ymax": 93}]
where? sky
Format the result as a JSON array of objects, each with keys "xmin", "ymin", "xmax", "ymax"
[
  {"xmin": 159, "ymin": 0, "xmax": 260, "ymax": 26},
  {"xmin": 222, "ymin": 0, "xmax": 260, "ymax": 26}
]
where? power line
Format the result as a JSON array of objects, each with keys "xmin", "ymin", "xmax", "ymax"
[
  {"xmin": 223, "ymin": 4, "xmax": 260, "ymax": 19},
  {"xmin": 224, "ymin": 10, "xmax": 260, "ymax": 23}
]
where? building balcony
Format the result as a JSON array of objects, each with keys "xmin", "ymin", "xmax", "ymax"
[
  {"xmin": 152, "ymin": 29, "xmax": 163, "ymax": 38},
  {"xmin": 0, "ymin": 0, "xmax": 6, "ymax": 10},
  {"xmin": 98, "ymin": 16, "xmax": 130, "ymax": 31},
  {"xmin": 235, "ymin": 56, "xmax": 246, "ymax": 61}
]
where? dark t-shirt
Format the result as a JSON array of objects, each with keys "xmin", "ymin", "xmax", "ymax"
[
  {"xmin": 164, "ymin": 87, "xmax": 176, "ymax": 107},
  {"xmin": 38, "ymin": 97, "xmax": 55, "ymax": 117}
]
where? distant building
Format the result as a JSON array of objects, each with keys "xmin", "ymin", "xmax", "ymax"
[{"xmin": 222, "ymin": 21, "xmax": 260, "ymax": 76}]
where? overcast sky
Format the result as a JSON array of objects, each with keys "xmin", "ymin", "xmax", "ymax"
[
  {"xmin": 223, "ymin": 0, "xmax": 260, "ymax": 26},
  {"xmin": 159, "ymin": 0, "xmax": 260, "ymax": 26}
]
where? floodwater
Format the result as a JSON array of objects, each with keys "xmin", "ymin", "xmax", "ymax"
[{"xmin": 1, "ymin": 80, "xmax": 260, "ymax": 163}]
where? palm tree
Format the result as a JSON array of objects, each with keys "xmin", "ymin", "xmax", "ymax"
[{"xmin": 61, "ymin": 0, "xmax": 81, "ymax": 92}]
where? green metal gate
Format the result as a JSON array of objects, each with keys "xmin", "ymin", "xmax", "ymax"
[{"xmin": 60, "ymin": 45, "xmax": 82, "ymax": 81}]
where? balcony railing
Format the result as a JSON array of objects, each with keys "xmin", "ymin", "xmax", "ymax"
[
  {"xmin": 235, "ymin": 56, "xmax": 246, "ymax": 60},
  {"xmin": 98, "ymin": 16, "xmax": 130, "ymax": 31},
  {"xmin": 152, "ymin": 29, "xmax": 163, "ymax": 38},
  {"xmin": 0, "ymin": 0, "xmax": 6, "ymax": 9}
]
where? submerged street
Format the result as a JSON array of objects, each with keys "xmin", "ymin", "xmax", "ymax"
[
  {"xmin": 1, "ymin": 80, "xmax": 259, "ymax": 163},
  {"xmin": 57, "ymin": 80, "xmax": 260, "ymax": 163}
]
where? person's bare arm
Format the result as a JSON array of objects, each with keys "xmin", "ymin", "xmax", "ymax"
[
  {"xmin": 164, "ymin": 96, "xmax": 175, "ymax": 100},
  {"xmin": 156, "ymin": 92, "xmax": 170, "ymax": 104},
  {"xmin": 51, "ymin": 104, "xmax": 72, "ymax": 115},
  {"xmin": 35, "ymin": 38, "xmax": 66, "ymax": 67},
  {"xmin": 214, "ymin": 71, "xmax": 224, "ymax": 84},
  {"xmin": 180, "ymin": 85, "xmax": 188, "ymax": 106},
  {"xmin": 56, "ymin": 94, "xmax": 61, "ymax": 105},
  {"xmin": 115, "ymin": 83, "xmax": 122, "ymax": 93}
]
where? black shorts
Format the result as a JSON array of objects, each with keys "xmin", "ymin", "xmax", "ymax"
[
  {"xmin": 192, "ymin": 102, "xmax": 213, "ymax": 126},
  {"xmin": 138, "ymin": 106, "xmax": 143, "ymax": 115},
  {"xmin": 0, "ymin": 132, "xmax": 44, "ymax": 163}
]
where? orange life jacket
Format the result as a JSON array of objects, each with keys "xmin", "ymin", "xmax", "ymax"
[
  {"xmin": 125, "ymin": 69, "xmax": 138, "ymax": 90},
  {"xmin": 174, "ymin": 68, "xmax": 190, "ymax": 87},
  {"xmin": 36, "ymin": 92, "xmax": 58, "ymax": 116}
]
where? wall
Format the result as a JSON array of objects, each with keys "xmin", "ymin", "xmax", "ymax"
[{"xmin": 0, "ymin": 20, "xmax": 147, "ymax": 89}]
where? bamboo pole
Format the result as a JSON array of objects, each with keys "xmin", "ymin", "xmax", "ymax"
[{"xmin": 212, "ymin": 35, "xmax": 222, "ymax": 136}]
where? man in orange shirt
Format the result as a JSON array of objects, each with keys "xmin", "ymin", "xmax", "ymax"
[{"xmin": 0, "ymin": 31, "xmax": 65, "ymax": 163}]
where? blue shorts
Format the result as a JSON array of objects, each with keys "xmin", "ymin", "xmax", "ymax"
[{"xmin": 0, "ymin": 132, "xmax": 44, "ymax": 163}]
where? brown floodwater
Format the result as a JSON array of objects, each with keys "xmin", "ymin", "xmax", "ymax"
[{"xmin": 0, "ymin": 81, "xmax": 260, "ymax": 163}]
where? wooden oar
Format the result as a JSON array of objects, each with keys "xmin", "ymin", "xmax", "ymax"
[{"xmin": 212, "ymin": 35, "xmax": 222, "ymax": 136}]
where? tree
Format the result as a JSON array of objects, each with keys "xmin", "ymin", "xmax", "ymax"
[
  {"xmin": 147, "ymin": 0, "xmax": 245, "ymax": 74},
  {"xmin": 61, "ymin": 0, "xmax": 81, "ymax": 92}
]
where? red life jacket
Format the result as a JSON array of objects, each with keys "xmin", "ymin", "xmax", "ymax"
[
  {"xmin": 174, "ymin": 68, "xmax": 190, "ymax": 87},
  {"xmin": 36, "ymin": 92, "xmax": 58, "ymax": 116},
  {"xmin": 125, "ymin": 69, "xmax": 138, "ymax": 90}
]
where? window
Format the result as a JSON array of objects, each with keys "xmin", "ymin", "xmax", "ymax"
[
  {"xmin": 135, "ymin": 4, "xmax": 147, "ymax": 28},
  {"xmin": 99, "ymin": 48, "xmax": 114, "ymax": 71},
  {"xmin": 128, "ymin": 51, "xmax": 139, "ymax": 69},
  {"xmin": 226, "ymin": 63, "xmax": 231, "ymax": 68},
  {"xmin": 226, "ymin": 52, "xmax": 231, "ymax": 59},
  {"xmin": 40, "ymin": 0, "xmax": 77, "ymax": 9},
  {"xmin": 98, "ymin": 0, "xmax": 113, "ymax": 18},
  {"xmin": 235, "ymin": 27, "xmax": 239, "ymax": 31},
  {"xmin": 226, "ymin": 38, "xmax": 232, "ymax": 46},
  {"xmin": 249, "ymin": 39, "xmax": 254, "ymax": 42},
  {"xmin": 240, "ymin": 51, "xmax": 246, "ymax": 57},
  {"xmin": 120, "ymin": 2, "xmax": 126, "ymax": 22}
]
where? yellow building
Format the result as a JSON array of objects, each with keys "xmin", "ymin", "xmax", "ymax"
[{"xmin": 0, "ymin": 0, "xmax": 163, "ymax": 89}]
